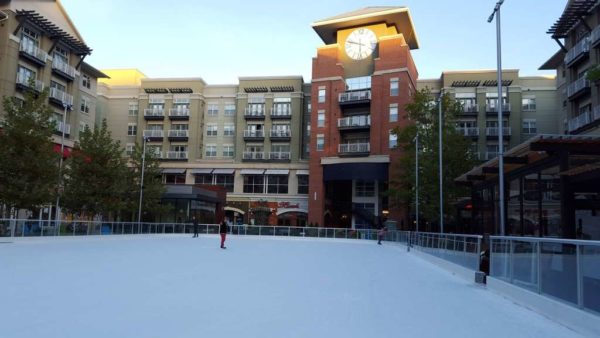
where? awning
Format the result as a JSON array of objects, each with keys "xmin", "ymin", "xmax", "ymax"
[
  {"xmin": 53, "ymin": 144, "xmax": 72, "ymax": 158},
  {"xmin": 265, "ymin": 169, "xmax": 289, "ymax": 175},
  {"xmin": 240, "ymin": 169, "xmax": 265, "ymax": 175},
  {"xmin": 162, "ymin": 168, "xmax": 186, "ymax": 174},
  {"xmin": 189, "ymin": 169, "xmax": 213, "ymax": 174},
  {"xmin": 213, "ymin": 169, "xmax": 235, "ymax": 174},
  {"xmin": 323, "ymin": 163, "xmax": 388, "ymax": 181},
  {"xmin": 296, "ymin": 170, "xmax": 309, "ymax": 175}
]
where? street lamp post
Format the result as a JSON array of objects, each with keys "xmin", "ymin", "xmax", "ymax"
[
  {"xmin": 137, "ymin": 136, "xmax": 148, "ymax": 229},
  {"xmin": 438, "ymin": 89, "xmax": 444, "ymax": 233},
  {"xmin": 414, "ymin": 131, "xmax": 419, "ymax": 233},
  {"xmin": 54, "ymin": 103, "xmax": 71, "ymax": 236},
  {"xmin": 488, "ymin": 0, "xmax": 506, "ymax": 236}
]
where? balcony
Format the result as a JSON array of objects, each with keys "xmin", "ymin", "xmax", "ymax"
[
  {"xmin": 19, "ymin": 42, "xmax": 48, "ymax": 66},
  {"xmin": 15, "ymin": 73, "xmax": 44, "ymax": 93},
  {"xmin": 456, "ymin": 127, "xmax": 479, "ymax": 138},
  {"xmin": 485, "ymin": 127, "xmax": 511, "ymax": 139},
  {"xmin": 242, "ymin": 151, "xmax": 265, "ymax": 161},
  {"xmin": 168, "ymin": 130, "xmax": 189, "ymax": 141},
  {"xmin": 49, "ymin": 87, "xmax": 74, "ymax": 107},
  {"xmin": 338, "ymin": 90, "xmax": 371, "ymax": 106},
  {"xmin": 485, "ymin": 152, "xmax": 498, "ymax": 160},
  {"xmin": 268, "ymin": 152, "xmax": 291, "ymax": 161},
  {"xmin": 485, "ymin": 103, "xmax": 511, "ymax": 115},
  {"xmin": 592, "ymin": 26, "xmax": 600, "ymax": 48},
  {"xmin": 567, "ymin": 107, "xmax": 600, "ymax": 133},
  {"xmin": 143, "ymin": 130, "xmax": 164, "ymax": 141},
  {"xmin": 461, "ymin": 104, "xmax": 479, "ymax": 115},
  {"xmin": 270, "ymin": 107, "xmax": 292, "ymax": 119},
  {"xmin": 144, "ymin": 108, "xmax": 165, "ymax": 120},
  {"xmin": 269, "ymin": 129, "xmax": 291, "ymax": 141},
  {"xmin": 338, "ymin": 142, "xmax": 370, "ymax": 156},
  {"xmin": 51, "ymin": 59, "xmax": 76, "ymax": 81},
  {"xmin": 244, "ymin": 108, "xmax": 266, "ymax": 120},
  {"xmin": 565, "ymin": 36, "xmax": 590, "ymax": 67},
  {"xmin": 337, "ymin": 115, "xmax": 371, "ymax": 130},
  {"xmin": 243, "ymin": 130, "xmax": 264, "ymax": 141},
  {"xmin": 165, "ymin": 151, "xmax": 188, "ymax": 161},
  {"xmin": 566, "ymin": 77, "xmax": 590, "ymax": 99},
  {"xmin": 168, "ymin": 108, "xmax": 190, "ymax": 120},
  {"xmin": 53, "ymin": 121, "xmax": 71, "ymax": 137}
]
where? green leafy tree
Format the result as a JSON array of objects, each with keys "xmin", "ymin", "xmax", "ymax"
[
  {"xmin": 124, "ymin": 142, "xmax": 167, "ymax": 221},
  {"xmin": 62, "ymin": 120, "xmax": 128, "ymax": 219},
  {"xmin": 0, "ymin": 87, "xmax": 58, "ymax": 213},
  {"xmin": 390, "ymin": 88, "xmax": 475, "ymax": 231}
]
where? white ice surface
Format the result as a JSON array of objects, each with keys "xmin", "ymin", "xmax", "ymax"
[{"xmin": 0, "ymin": 235, "xmax": 583, "ymax": 338}]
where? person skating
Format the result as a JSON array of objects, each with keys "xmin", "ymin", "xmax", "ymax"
[
  {"xmin": 192, "ymin": 216, "xmax": 199, "ymax": 238},
  {"xmin": 219, "ymin": 219, "xmax": 229, "ymax": 249},
  {"xmin": 377, "ymin": 226, "xmax": 388, "ymax": 245}
]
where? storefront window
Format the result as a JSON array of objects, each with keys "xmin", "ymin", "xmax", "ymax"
[{"xmin": 541, "ymin": 166, "xmax": 561, "ymax": 237}]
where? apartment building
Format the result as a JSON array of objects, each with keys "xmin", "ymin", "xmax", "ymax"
[
  {"xmin": 417, "ymin": 70, "xmax": 559, "ymax": 161},
  {"xmin": 0, "ymin": 1, "xmax": 107, "ymax": 151},
  {"xmin": 308, "ymin": 7, "xmax": 419, "ymax": 228},
  {"xmin": 98, "ymin": 72, "xmax": 310, "ymax": 226}
]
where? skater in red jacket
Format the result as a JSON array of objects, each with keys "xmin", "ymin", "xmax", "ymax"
[{"xmin": 219, "ymin": 220, "xmax": 229, "ymax": 249}]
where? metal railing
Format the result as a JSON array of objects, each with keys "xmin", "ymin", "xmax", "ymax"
[
  {"xmin": 19, "ymin": 42, "xmax": 48, "ymax": 63},
  {"xmin": 565, "ymin": 36, "xmax": 590, "ymax": 66},
  {"xmin": 568, "ymin": 110, "xmax": 592, "ymax": 132},
  {"xmin": 410, "ymin": 232, "xmax": 483, "ymax": 271},
  {"xmin": 567, "ymin": 77, "xmax": 590, "ymax": 98},
  {"xmin": 268, "ymin": 151, "xmax": 290, "ymax": 160},
  {"xmin": 338, "ymin": 90, "xmax": 371, "ymax": 103},
  {"xmin": 51, "ymin": 58, "xmax": 76, "ymax": 78},
  {"xmin": 144, "ymin": 108, "xmax": 165, "ymax": 117},
  {"xmin": 143, "ymin": 130, "xmax": 164, "ymax": 138},
  {"xmin": 16, "ymin": 73, "xmax": 44, "ymax": 92},
  {"xmin": 486, "ymin": 127, "xmax": 511, "ymax": 136},
  {"xmin": 270, "ymin": 130, "xmax": 291, "ymax": 138},
  {"xmin": 338, "ymin": 143, "xmax": 370, "ymax": 153},
  {"xmin": 338, "ymin": 115, "xmax": 371, "ymax": 128},
  {"xmin": 270, "ymin": 107, "xmax": 292, "ymax": 118},
  {"xmin": 243, "ymin": 130, "xmax": 264, "ymax": 138},
  {"xmin": 485, "ymin": 103, "xmax": 511, "ymax": 113},
  {"xmin": 244, "ymin": 107, "xmax": 265, "ymax": 117},
  {"xmin": 462, "ymin": 104, "xmax": 479, "ymax": 114},
  {"xmin": 49, "ymin": 87, "xmax": 74, "ymax": 106},
  {"xmin": 168, "ymin": 108, "xmax": 189, "ymax": 117},
  {"xmin": 168, "ymin": 130, "xmax": 189, "ymax": 138},
  {"xmin": 165, "ymin": 151, "xmax": 188, "ymax": 160},
  {"xmin": 490, "ymin": 236, "xmax": 600, "ymax": 315},
  {"xmin": 456, "ymin": 127, "xmax": 479, "ymax": 137},
  {"xmin": 243, "ymin": 151, "xmax": 264, "ymax": 160}
]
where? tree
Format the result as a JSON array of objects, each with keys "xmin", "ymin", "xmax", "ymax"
[
  {"xmin": 0, "ymin": 87, "xmax": 58, "ymax": 214},
  {"xmin": 62, "ymin": 120, "xmax": 128, "ymax": 219},
  {"xmin": 390, "ymin": 88, "xmax": 475, "ymax": 231},
  {"xmin": 123, "ymin": 142, "xmax": 167, "ymax": 221}
]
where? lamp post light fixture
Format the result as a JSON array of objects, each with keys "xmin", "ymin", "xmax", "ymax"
[
  {"xmin": 137, "ymin": 136, "xmax": 148, "ymax": 228},
  {"xmin": 54, "ymin": 102, "xmax": 72, "ymax": 236},
  {"xmin": 488, "ymin": 0, "xmax": 506, "ymax": 236}
]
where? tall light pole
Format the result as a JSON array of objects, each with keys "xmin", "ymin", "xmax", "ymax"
[
  {"xmin": 54, "ymin": 102, "xmax": 71, "ymax": 235},
  {"xmin": 414, "ymin": 131, "xmax": 419, "ymax": 233},
  {"xmin": 137, "ymin": 136, "xmax": 148, "ymax": 227},
  {"xmin": 438, "ymin": 89, "xmax": 444, "ymax": 233},
  {"xmin": 488, "ymin": 0, "xmax": 506, "ymax": 236}
]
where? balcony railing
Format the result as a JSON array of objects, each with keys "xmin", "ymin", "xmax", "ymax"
[
  {"xmin": 49, "ymin": 87, "xmax": 74, "ymax": 106},
  {"xmin": 165, "ymin": 151, "xmax": 188, "ymax": 160},
  {"xmin": 244, "ymin": 108, "xmax": 266, "ymax": 118},
  {"xmin": 168, "ymin": 108, "xmax": 189, "ymax": 117},
  {"xmin": 485, "ymin": 103, "xmax": 511, "ymax": 113},
  {"xmin": 568, "ymin": 110, "xmax": 592, "ymax": 132},
  {"xmin": 143, "ymin": 130, "xmax": 164, "ymax": 138},
  {"xmin": 54, "ymin": 121, "xmax": 71, "ymax": 135},
  {"xmin": 51, "ymin": 59, "xmax": 76, "ymax": 79},
  {"xmin": 485, "ymin": 127, "xmax": 512, "ymax": 137},
  {"xmin": 19, "ymin": 42, "xmax": 48, "ymax": 65},
  {"xmin": 243, "ymin": 130, "xmax": 264, "ymax": 138},
  {"xmin": 270, "ymin": 130, "xmax": 291, "ymax": 138},
  {"xmin": 144, "ymin": 108, "xmax": 165, "ymax": 117},
  {"xmin": 268, "ymin": 152, "xmax": 291, "ymax": 160},
  {"xmin": 337, "ymin": 115, "xmax": 371, "ymax": 128},
  {"xmin": 338, "ymin": 143, "xmax": 370, "ymax": 153},
  {"xmin": 485, "ymin": 152, "xmax": 498, "ymax": 160},
  {"xmin": 456, "ymin": 127, "xmax": 479, "ymax": 137},
  {"xmin": 270, "ymin": 107, "xmax": 292, "ymax": 118},
  {"xmin": 566, "ymin": 77, "xmax": 590, "ymax": 98},
  {"xmin": 243, "ymin": 151, "xmax": 264, "ymax": 160},
  {"xmin": 462, "ymin": 104, "xmax": 479, "ymax": 114},
  {"xmin": 338, "ymin": 90, "xmax": 371, "ymax": 104},
  {"xmin": 16, "ymin": 73, "xmax": 44, "ymax": 92},
  {"xmin": 565, "ymin": 36, "xmax": 590, "ymax": 66},
  {"xmin": 168, "ymin": 130, "xmax": 189, "ymax": 138}
]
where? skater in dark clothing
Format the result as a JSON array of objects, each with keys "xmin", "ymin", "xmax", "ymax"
[
  {"xmin": 192, "ymin": 216, "xmax": 199, "ymax": 238},
  {"xmin": 219, "ymin": 219, "xmax": 229, "ymax": 249},
  {"xmin": 377, "ymin": 226, "xmax": 388, "ymax": 245}
]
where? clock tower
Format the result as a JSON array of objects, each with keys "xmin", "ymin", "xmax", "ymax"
[{"xmin": 308, "ymin": 7, "xmax": 419, "ymax": 229}]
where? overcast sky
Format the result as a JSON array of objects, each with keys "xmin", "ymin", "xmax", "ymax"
[{"xmin": 60, "ymin": 0, "xmax": 566, "ymax": 83}]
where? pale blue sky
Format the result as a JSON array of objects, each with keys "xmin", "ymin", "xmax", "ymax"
[{"xmin": 60, "ymin": 0, "xmax": 566, "ymax": 83}]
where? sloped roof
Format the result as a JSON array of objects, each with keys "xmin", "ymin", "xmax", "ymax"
[{"xmin": 312, "ymin": 6, "xmax": 419, "ymax": 49}]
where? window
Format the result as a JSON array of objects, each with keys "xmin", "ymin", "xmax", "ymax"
[
  {"xmin": 164, "ymin": 174, "xmax": 186, "ymax": 185},
  {"xmin": 243, "ymin": 175, "xmax": 264, "ymax": 193},
  {"xmin": 79, "ymin": 122, "xmax": 88, "ymax": 134},
  {"xmin": 390, "ymin": 78, "xmax": 399, "ymax": 96},
  {"xmin": 21, "ymin": 27, "xmax": 39, "ymax": 47},
  {"xmin": 346, "ymin": 76, "xmax": 371, "ymax": 90},
  {"xmin": 522, "ymin": 119, "xmax": 537, "ymax": 134},
  {"xmin": 206, "ymin": 124, "xmax": 218, "ymax": 136},
  {"xmin": 54, "ymin": 46, "xmax": 69, "ymax": 65},
  {"xmin": 128, "ymin": 102, "xmax": 139, "ymax": 116},
  {"xmin": 317, "ymin": 110, "xmax": 325, "ymax": 127},
  {"xmin": 80, "ymin": 97, "xmax": 90, "ymax": 114},
  {"xmin": 148, "ymin": 146, "xmax": 162, "ymax": 158},
  {"xmin": 125, "ymin": 143, "xmax": 134, "ymax": 156},
  {"xmin": 267, "ymin": 175, "xmax": 288, "ymax": 194},
  {"xmin": 223, "ymin": 124, "xmax": 235, "ymax": 136},
  {"xmin": 355, "ymin": 180, "xmax": 375, "ymax": 197},
  {"xmin": 222, "ymin": 145, "xmax": 234, "ymax": 157},
  {"xmin": 522, "ymin": 98, "xmax": 536, "ymax": 111},
  {"xmin": 297, "ymin": 175, "xmax": 309, "ymax": 194},
  {"xmin": 216, "ymin": 174, "xmax": 234, "ymax": 192},
  {"xmin": 208, "ymin": 104, "xmax": 219, "ymax": 116},
  {"xmin": 127, "ymin": 124, "xmax": 137, "ymax": 136},
  {"xmin": 307, "ymin": 103, "xmax": 312, "ymax": 113},
  {"xmin": 205, "ymin": 144, "xmax": 217, "ymax": 157},
  {"xmin": 224, "ymin": 104, "xmax": 236, "ymax": 116},
  {"xmin": 389, "ymin": 130, "xmax": 397, "ymax": 149},
  {"xmin": 389, "ymin": 104, "xmax": 398, "ymax": 122},
  {"xmin": 194, "ymin": 174, "xmax": 212, "ymax": 185},
  {"xmin": 82, "ymin": 74, "xmax": 91, "ymax": 89},
  {"xmin": 50, "ymin": 81, "xmax": 66, "ymax": 93},
  {"xmin": 17, "ymin": 65, "xmax": 36, "ymax": 84},
  {"xmin": 316, "ymin": 134, "xmax": 324, "ymax": 151},
  {"xmin": 318, "ymin": 88, "xmax": 326, "ymax": 103}
]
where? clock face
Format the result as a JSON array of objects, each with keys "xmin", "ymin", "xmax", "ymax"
[{"xmin": 345, "ymin": 28, "xmax": 377, "ymax": 60}]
